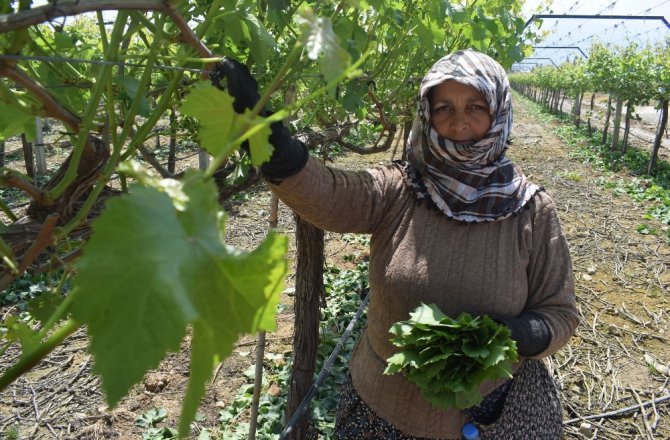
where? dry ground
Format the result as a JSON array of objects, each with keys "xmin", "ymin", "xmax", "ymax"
[{"xmin": 1, "ymin": 94, "xmax": 670, "ymax": 439}]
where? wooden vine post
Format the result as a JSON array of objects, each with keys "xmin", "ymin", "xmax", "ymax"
[
  {"xmin": 20, "ymin": 133, "xmax": 35, "ymax": 180},
  {"xmin": 621, "ymin": 103, "xmax": 632, "ymax": 154},
  {"xmin": 587, "ymin": 93, "xmax": 596, "ymax": 135},
  {"xmin": 34, "ymin": 117, "xmax": 47, "ymax": 175},
  {"xmin": 601, "ymin": 94, "xmax": 612, "ymax": 145},
  {"xmin": 266, "ymin": 80, "xmax": 324, "ymax": 439},
  {"xmin": 249, "ymin": 329, "xmax": 266, "ymax": 440},
  {"xmin": 285, "ymin": 216, "xmax": 324, "ymax": 440},
  {"xmin": 610, "ymin": 96, "xmax": 624, "ymax": 151},
  {"xmin": 648, "ymin": 98, "xmax": 669, "ymax": 174}
]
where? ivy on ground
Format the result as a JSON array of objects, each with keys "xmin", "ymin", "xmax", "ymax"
[{"xmin": 220, "ymin": 256, "xmax": 370, "ymax": 439}]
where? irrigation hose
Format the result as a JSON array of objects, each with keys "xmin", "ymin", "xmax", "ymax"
[{"xmin": 278, "ymin": 290, "xmax": 370, "ymax": 440}]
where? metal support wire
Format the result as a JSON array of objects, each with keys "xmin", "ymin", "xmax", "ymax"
[
  {"xmin": 0, "ymin": 53, "xmax": 212, "ymax": 75},
  {"xmin": 278, "ymin": 290, "xmax": 370, "ymax": 440},
  {"xmin": 533, "ymin": 46, "xmax": 588, "ymax": 58},
  {"xmin": 524, "ymin": 14, "xmax": 670, "ymax": 30}
]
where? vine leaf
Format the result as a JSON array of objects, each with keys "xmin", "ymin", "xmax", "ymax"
[
  {"xmin": 3, "ymin": 316, "xmax": 40, "ymax": 354},
  {"xmin": 216, "ymin": 9, "xmax": 277, "ymax": 66},
  {"xmin": 384, "ymin": 304, "xmax": 518, "ymax": 410},
  {"xmin": 297, "ymin": 6, "xmax": 352, "ymax": 83},
  {"xmin": 0, "ymin": 99, "xmax": 36, "ymax": 142},
  {"xmin": 115, "ymin": 77, "xmax": 151, "ymax": 116},
  {"xmin": 247, "ymin": 119, "xmax": 275, "ymax": 166},
  {"xmin": 70, "ymin": 171, "xmax": 287, "ymax": 437},
  {"xmin": 180, "ymin": 83, "xmax": 273, "ymax": 166},
  {"xmin": 237, "ymin": 12, "xmax": 277, "ymax": 65}
]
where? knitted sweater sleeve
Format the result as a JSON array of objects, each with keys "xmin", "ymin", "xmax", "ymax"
[
  {"xmin": 525, "ymin": 192, "xmax": 579, "ymax": 358},
  {"xmin": 266, "ymin": 157, "xmax": 398, "ymax": 234}
]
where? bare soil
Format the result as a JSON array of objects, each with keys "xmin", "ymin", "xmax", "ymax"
[{"xmin": 1, "ymin": 94, "xmax": 670, "ymax": 439}]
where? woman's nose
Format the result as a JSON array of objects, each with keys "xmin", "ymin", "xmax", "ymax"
[{"xmin": 449, "ymin": 113, "xmax": 469, "ymax": 132}]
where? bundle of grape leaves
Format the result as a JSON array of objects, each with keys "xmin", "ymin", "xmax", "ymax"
[{"xmin": 384, "ymin": 303, "xmax": 519, "ymax": 410}]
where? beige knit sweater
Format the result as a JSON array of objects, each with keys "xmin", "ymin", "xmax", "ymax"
[{"xmin": 270, "ymin": 157, "xmax": 578, "ymax": 439}]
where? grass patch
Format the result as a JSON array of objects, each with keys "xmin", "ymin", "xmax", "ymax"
[
  {"xmin": 2, "ymin": 425, "xmax": 20, "ymax": 440},
  {"xmin": 556, "ymin": 170, "xmax": 583, "ymax": 182}
]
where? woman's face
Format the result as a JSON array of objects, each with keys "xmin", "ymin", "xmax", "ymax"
[{"xmin": 429, "ymin": 80, "xmax": 492, "ymax": 145}]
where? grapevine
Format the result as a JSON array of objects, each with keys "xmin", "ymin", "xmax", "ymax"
[{"xmin": 0, "ymin": 1, "xmax": 533, "ymax": 437}]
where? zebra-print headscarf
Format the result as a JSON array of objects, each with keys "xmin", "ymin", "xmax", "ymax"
[{"xmin": 403, "ymin": 49, "xmax": 540, "ymax": 222}]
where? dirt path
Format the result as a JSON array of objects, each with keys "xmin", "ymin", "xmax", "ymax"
[
  {"xmin": 1, "ymin": 94, "xmax": 669, "ymax": 439},
  {"xmin": 512, "ymin": 97, "xmax": 670, "ymax": 439}
]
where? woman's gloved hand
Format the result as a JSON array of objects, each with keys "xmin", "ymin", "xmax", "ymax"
[
  {"xmin": 211, "ymin": 58, "xmax": 261, "ymax": 113},
  {"xmin": 496, "ymin": 312, "xmax": 551, "ymax": 357},
  {"xmin": 211, "ymin": 58, "xmax": 309, "ymax": 181}
]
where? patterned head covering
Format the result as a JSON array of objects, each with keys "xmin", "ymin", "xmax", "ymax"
[{"xmin": 403, "ymin": 49, "xmax": 540, "ymax": 222}]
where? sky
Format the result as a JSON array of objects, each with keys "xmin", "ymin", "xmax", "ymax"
[{"xmin": 516, "ymin": 0, "xmax": 670, "ymax": 70}]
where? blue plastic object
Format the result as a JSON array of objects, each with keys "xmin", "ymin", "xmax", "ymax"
[{"xmin": 462, "ymin": 422, "xmax": 481, "ymax": 440}]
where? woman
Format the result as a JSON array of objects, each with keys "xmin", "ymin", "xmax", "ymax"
[{"xmin": 214, "ymin": 49, "xmax": 579, "ymax": 439}]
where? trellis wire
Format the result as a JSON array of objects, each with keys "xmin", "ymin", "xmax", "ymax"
[
  {"xmin": 278, "ymin": 290, "xmax": 370, "ymax": 440},
  {"xmin": 3, "ymin": 140, "xmax": 202, "ymax": 210},
  {"xmin": 0, "ymin": 53, "xmax": 398, "ymax": 83},
  {"xmin": 0, "ymin": 53, "xmax": 211, "ymax": 74}
]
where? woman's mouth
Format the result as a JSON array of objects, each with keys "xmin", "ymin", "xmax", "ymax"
[{"xmin": 451, "ymin": 139, "xmax": 475, "ymax": 145}]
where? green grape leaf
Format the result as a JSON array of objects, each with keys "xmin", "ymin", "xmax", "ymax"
[
  {"xmin": 180, "ymin": 83, "xmax": 238, "ymax": 157},
  {"xmin": 181, "ymin": 225, "xmax": 288, "ymax": 437},
  {"xmin": 385, "ymin": 303, "xmax": 518, "ymax": 410},
  {"xmin": 239, "ymin": 12, "xmax": 277, "ymax": 66},
  {"xmin": 342, "ymin": 81, "xmax": 367, "ymax": 113},
  {"xmin": 413, "ymin": 20, "xmax": 436, "ymax": 49},
  {"xmin": 408, "ymin": 302, "xmax": 448, "ymax": 326},
  {"xmin": 180, "ymin": 83, "xmax": 273, "ymax": 166},
  {"xmin": 3, "ymin": 316, "xmax": 40, "ymax": 354},
  {"xmin": 36, "ymin": 65, "xmax": 91, "ymax": 115},
  {"xmin": 428, "ymin": 18, "xmax": 446, "ymax": 42},
  {"xmin": 446, "ymin": 3, "xmax": 468, "ymax": 24},
  {"xmin": 0, "ymin": 99, "xmax": 36, "ymax": 142},
  {"xmin": 297, "ymin": 7, "xmax": 352, "ymax": 83},
  {"xmin": 267, "ymin": 2, "xmax": 292, "ymax": 30},
  {"xmin": 53, "ymin": 31, "xmax": 76, "ymax": 51},
  {"xmin": 70, "ymin": 171, "xmax": 287, "ymax": 436},
  {"xmin": 248, "ymin": 124, "xmax": 274, "ymax": 167},
  {"xmin": 115, "ymin": 77, "xmax": 151, "ymax": 117},
  {"xmin": 27, "ymin": 291, "xmax": 64, "ymax": 324},
  {"xmin": 219, "ymin": 8, "xmax": 276, "ymax": 65}
]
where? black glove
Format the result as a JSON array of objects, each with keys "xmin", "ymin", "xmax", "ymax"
[
  {"xmin": 211, "ymin": 58, "xmax": 309, "ymax": 181},
  {"xmin": 497, "ymin": 312, "xmax": 551, "ymax": 357}
]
